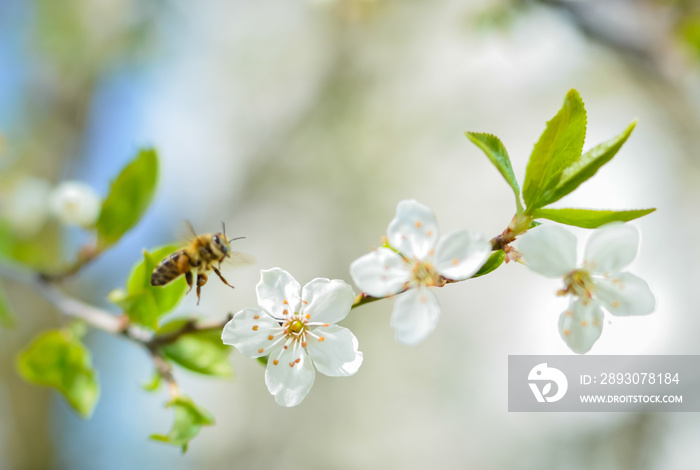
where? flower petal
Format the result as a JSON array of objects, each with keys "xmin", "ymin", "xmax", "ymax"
[
  {"xmin": 306, "ymin": 325, "xmax": 363, "ymax": 377},
  {"xmin": 387, "ymin": 199, "xmax": 439, "ymax": 260},
  {"xmin": 265, "ymin": 344, "xmax": 315, "ymax": 407},
  {"xmin": 594, "ymin": 272, "xmax": 655, "ymax": 316},
  {"xmin": 256, "ymin": 268, "xmax": 301, "ymax": 319},
  {"xmin": 221, "ymin": 308, "xmax": 283, "ymax": 358},
  {"xmin": 584, "ymin": 224, "xmax": 639, "ymax": 274},
  {"xmin": 558, "ymin": 299, "xmax": 604, "ymax": 354},
  {"xmin": 300, "ymin": 278, "xmax": 355, "ymax": 324},
  {"xmin": 390, "ymin": 286, "xmax": 441, "ymax": 346},
  {"xmin": 434, "ymin": 229, "xmax": 491, "ymax": 281},
  {"xmin": 518, "ymin": 225, "xmax": 578, "ymax": 278},
  {"xmin": 349, "ymin": 248, "xmax": 410, "ymax": 298}
]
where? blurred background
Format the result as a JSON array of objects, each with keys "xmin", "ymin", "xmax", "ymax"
[{"xmin": 1, "ymin": 0, "xmax": 700, "ymax": 468}]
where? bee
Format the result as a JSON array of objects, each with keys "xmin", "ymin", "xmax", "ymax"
[{"xmin": 151, "ymin": 222, "xmax": 248, "ymax": 304}]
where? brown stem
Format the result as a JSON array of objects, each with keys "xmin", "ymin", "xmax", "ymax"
[
  {"xmin": 0, "ymin": 261, "xmax": 233, "ymax": 396},
  {"xmin": 148, "ymin": 314, "xmax": 233, "ymax": 348},
  {"xmin": 38, "ymin": 244, "xmax": 102, "ymax": 283},
  {"xmin": 148, "ymin": 348, "xmax": 180, "ymax": 399}
]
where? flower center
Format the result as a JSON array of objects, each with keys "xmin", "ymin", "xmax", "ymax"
[
  {"xmin": 560, "ymin": 269, "xmax": 595, "ymax": 300},
  {"xmin": 410, "ymin": 260, "xmax": 444, "ymax": 287},
  {"xmin": 282, "ymin": 315, "xmax": 308, "ymax": 343},
  {"xmin": 289, "ymin": 319, "xmax": 304, "ymax": 334}
]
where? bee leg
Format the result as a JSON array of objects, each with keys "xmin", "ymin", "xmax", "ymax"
[
  {"xmin": 213, "ymin": 267, "xmax": 235, "ymax": 290},
  {"xmin": 185, "ymin": 271, "xmax": 193, "ymax": 295},
  {"xmin": 196, "ymin": 273, "xmax": 208, "ymax": 305}
]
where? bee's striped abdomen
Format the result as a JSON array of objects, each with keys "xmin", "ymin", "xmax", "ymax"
[{"xmin": 151, "ymin": 251, "xmax": 190, "ymax": 286}]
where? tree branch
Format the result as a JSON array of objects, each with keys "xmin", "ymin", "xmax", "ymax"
[{"xmin": 0, "ymin": 260, "xmax": 234, "ymax": 395}]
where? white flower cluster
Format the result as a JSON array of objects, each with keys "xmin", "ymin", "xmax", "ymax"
[
  {"xmin": 223, "ymin": 199, "xmax": 491, "ymax": 406},
  {"xmin": 1, "ymin": 178, "xmax": 101, "ymax": 235},
  {"xmin": 223, "ymin": 201, "xmax": 655, "ymax": 406}
]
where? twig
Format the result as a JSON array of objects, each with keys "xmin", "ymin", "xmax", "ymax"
[
  {"xmin": 148, "ymin": 314, "xmax": 233, "ymax": 348},
  {"xmin": 0, "ymin": 261, "xmax": 127, "ymax": 334},
  {"xmin": 0, "ymin": 260, "xmax": 233, "ymax": 395},
  {"xmin": 38, "ymin": 244, "xmax": 102, "ymax": 283},
  {"xmin": 148, "ymin": 348, "xmax": 180, "ymax": 399}
]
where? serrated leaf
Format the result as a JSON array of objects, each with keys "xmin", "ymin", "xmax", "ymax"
[
  {"xmin": 532, "ymin": 208, "xmax": 656, "ymax": 229},
  {"xmin": 0, "ymin": 280, "xmax": 16, "ymax": 328},
  {"xmin": 160, "ymin": 326, "xmax": 233, "ymax": 377},
  {"xmin": 96, "ymin": 148, "xmax": 158, "ymax": 247},
  {"xmin": 523, "ymin": 89, "xmax": 587, "ymax": 211},
  {"xmin": 465, "ymin": 132, "xmax": 523, "ymax": 212},
  {"xmin": 150, "ymin": 396, "xmax": 214, "ymax": 452},
  {"xmin": 110, "ymin": 245, "xmax": 186, "ymax": 329},
  {"xmin": 472, "ymin": 250, "xmax": 505, "ymax": 278},
  {"xmin": 16, "ymin": 329, "xmax": 99, "ymax": 418},
  {"xmin": 541, "ymin": 120, "xmax": 637, "ymax": 207}
]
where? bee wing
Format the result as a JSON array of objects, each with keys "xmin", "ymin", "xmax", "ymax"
[
  {"xmin": 227, "ymin": 251, "xmax": 256, "ymax": 266},
  {"xmin": 183, "ymin": 220, "xmax": 198, "ymax": 239}
]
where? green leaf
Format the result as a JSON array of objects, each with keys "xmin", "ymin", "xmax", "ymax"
[
  {"xmin": 159, "ymin": 321, "xmax": 233, "ymax": 377},
  {"xmin": 16, "ymin": 329, "xmax": 99, "ymax": 418},
  {"xmin": 523, "ymin": 89, "xmax": 587, "ymax": 211},
  {"xmin": 111, "ymin": 290, "xmax": 160, "ymax": 330},
  {"xmin": 128, "ymin": 246, "xmax": 187, "ymax": 313},
  {"xmin": 0, "ymin": 220, "xmax": 62, "ymax": 270},
  {"xmin": 0, "ymin": 280, "xmax": 16, "ymax": 328},
  {"xmin": 465, "ymin": 132, "xmax": 523, "ymax": 212},
  {"xmin": 532, "ymin": 208, "xmax": 656, "ymax": 229},
  {"xmin": 542, "ymin": 120, "xmax": 637, "ymax": 206},
  {"xmin": 257, "ymin": 356, "xmax": 269, "ymax": 366},
  {"xmin": 150, "ymin": 396, "xmax": 215, "ymax": 452},
  {"xmin": 143, "ymin": 372, "xmax": 162, "ymax": 392},
  {"xmin": 472, "ymin": 250, "xmax": 505, "ymax": 278},
  {"xmin": 96, "ymin": 148, "xmax": 158, "ymax": 247},
  {"xmin": 109, "ymin": 245, "xmax": 187, "ymax": 329}
]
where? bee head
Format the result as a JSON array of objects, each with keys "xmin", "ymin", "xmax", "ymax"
[{"xmin": 212, "ymin": 232, "xmax": 231, "ymax": 257}]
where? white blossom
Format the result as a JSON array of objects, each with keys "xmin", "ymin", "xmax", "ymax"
[
  {"xmin": 0, "ymin": 177, "xmax": 51, "ymax": 236},
  {"xmin": 222, "ymin": 268, "xmax": 362, "ymax": 407},
  {"xmin": 49, "ymin": 181, "xmax": 102, "ymax": 228},
  {"xmin": 350, "ymin": 200, "xmax": 491, "ymax": 345},
  {"xmin": 518, "ymin": 224, "xmax": 655, "ymax": 354}
]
